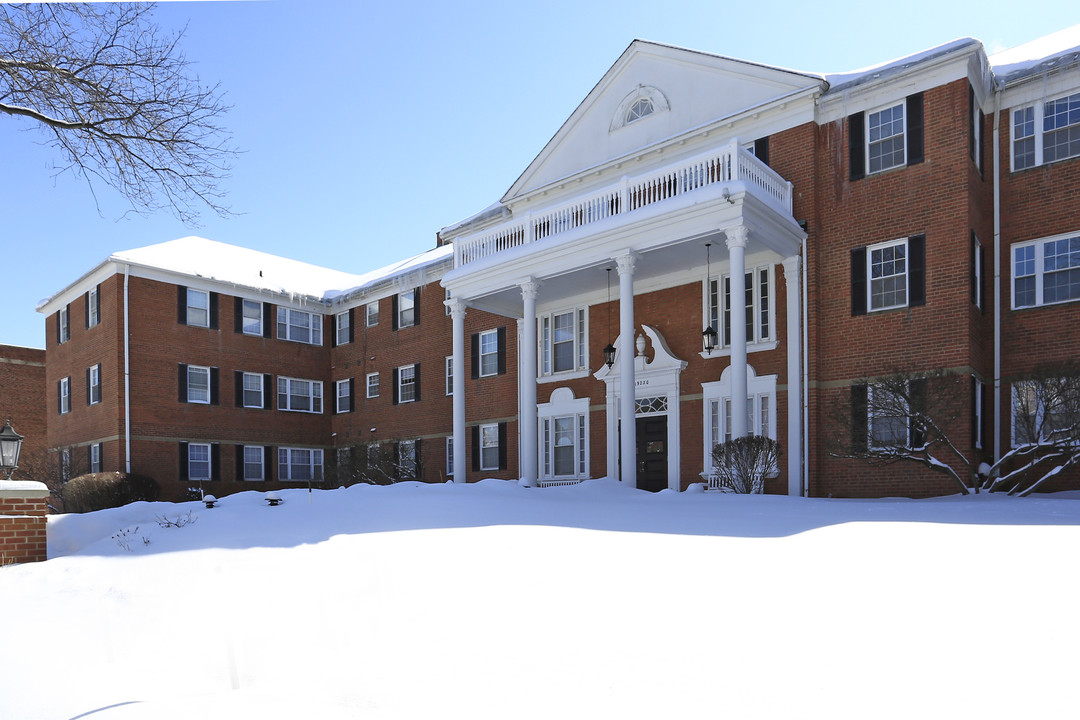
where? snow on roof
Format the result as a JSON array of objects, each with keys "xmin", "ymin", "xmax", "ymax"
[
  {"xmin": 989, "ymin": 23, "xmax": 1080, "ymax": 86},
  {"xmin": 821, "ymin": 38, "xmax": 981, "ymax": 94},
  {"xmin": 330, "ymin": 242, "xmax": 454, "ymax": 301},
  {"xmin": 111, "ymin": 237, "xmax": 369, "ymax": 302}
]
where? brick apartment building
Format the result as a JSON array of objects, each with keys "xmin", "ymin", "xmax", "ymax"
[{"xmin": 34, "ymin": 29, "xmax": 1080, "ymax": 500}]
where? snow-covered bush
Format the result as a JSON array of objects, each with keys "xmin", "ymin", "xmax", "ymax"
[
  {"xmin": 63, "ymin": 472, "xmax": 160, "ymax": 513},
  {"xmin": 710, "ymin": 436, "xmax": 780, "ymax": 494}
]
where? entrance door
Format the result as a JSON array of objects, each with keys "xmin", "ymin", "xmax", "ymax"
[{"xmin": 636, "ymin": 416, "xmax": 668, "ymax": 492}]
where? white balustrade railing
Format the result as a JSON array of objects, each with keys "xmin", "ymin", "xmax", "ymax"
[{"xmin": 454, "ymin": 140, "xmax": 793, "ymax": 267}]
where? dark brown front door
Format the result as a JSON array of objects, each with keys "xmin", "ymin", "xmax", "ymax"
[{"xmin": 636, "ymin": 416, "xmax": 668, "ymax": 492}]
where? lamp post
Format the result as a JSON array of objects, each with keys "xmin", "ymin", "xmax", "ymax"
[{"xmin": 0, "ymin": 420, "xmax": 25, "ymax": 480}]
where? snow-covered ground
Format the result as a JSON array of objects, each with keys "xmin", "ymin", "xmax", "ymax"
[{"xmin": 2, "ymin": 479, "xmax": 1078, "ymax": 719}]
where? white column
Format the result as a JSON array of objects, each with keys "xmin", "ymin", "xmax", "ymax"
[
  {"xmin": 447, "ymin": 298, "xmax": 468, "ymax": 483},
  {"xmin": 782, "ymin": 255, "xmax": 803, "ymax": 497},
  {"xmin": 616, "ymin": 252, "xmax": 638, "ymax": 487},
  {"xmin": 520, "ymin": 280, "xmax": 540, "ymax": 488},
  {"xmin": 727, "ymin": 226, "xmax": 749, "ymax": 439}
]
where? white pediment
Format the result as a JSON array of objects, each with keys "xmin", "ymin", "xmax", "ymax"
[{"xmin": 503, "ymin": 40, "xmax": 822, "ymax": 202}]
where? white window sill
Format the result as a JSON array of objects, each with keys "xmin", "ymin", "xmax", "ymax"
[
  {"xmin": 537, "ymin": 369, "xmax": 591, "ymax": 384},
  {"xmin": 699, "ymin": 340, "xmax": 778, "ymax": 359}
]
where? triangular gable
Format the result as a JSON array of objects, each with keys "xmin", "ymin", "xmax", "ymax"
[{"xmin": 503, "ymin": 40, "xmax": 822, "ymax": 202}]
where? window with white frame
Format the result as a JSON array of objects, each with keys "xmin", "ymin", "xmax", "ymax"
[
  {"xmin": 367, "ymin": 372, "xmax": 380, "ymax": 399},
  {"xmin": 88, "ymin": 286, "xmax": 100, "ymax": 328},
  {"xmin": 478, "ymin": 329, "xmax": 499, "ymax": 377},
  {"xmin": 186, "ymin": 288, "xmax": 210, "ymax": 328},
  {"xmin": 708, "ymin": 266, "xmax": 774, "ymax": 348},
  {"xmin": 702, "ymin": 368, "xmax": 777, "ymax": 471},
  {"xmin": 398, "ymin": 440, "xmax": 417, "ymax": 478},
  {"xmin": 188, "ymin": 443, "xmax": 211, "ymax": 480},
  {"xmin": 626, "ymin": 97, "xmax": 654, "ymax": 124},
  {"xmin": 542, "ymin": 415, "xmax": 588, "ymax": 478},
  {"xmin": 973, "ymin": 377, "xmax": 985, "ymax": 450},
  {"xmin": 277, "ymin": 307, "xmax": 322, "ymax": 345},
  {"xmin": 867, "ymin": 102, "xmax": 906, "ymax": 174},
  {"xmin": 187, "ymin": 365, "xmax": 211, "ymax": 404},
  {"xmin": 88, "ymin": 364, "xmax": 101, "ymax": 405},
  {"xmin": 541, "ymin": 308, "xmax": 587, "ymax": 375},
  {"xmin": 58, "ymin": 376, "xmax": 71, "ymax": 414},
  {"xmin": 241, "ymin": 372, "xmax": 264, "ymax": 408},
  {"xmin": 972, "ymin": 234, "xmax": 984, "ymax": 310},
  {"xmin": 445, "ymin": 289, "xmax": 452, "ymax": 316},
  {"xmin": 278, "ymin": 447, "xmax": 323, "ymax": 481},
  {"xmin": 1012, "ymin": 91, "xmax": 1080, "ymax": 171},
  {"xmin": 243, "ymin": 446, "xmax": 265, "ymax": 481},
  {"xmin": 277, "ymin": 377, "xmax": 322, "ymax": 413},
  {"xmin": 869, "ymin": 385, "xmax": 910, "ymax": 449},
  {"xmin": 479, "ymin": 424, "xmax": 499, "ymax": 471},
  {"xmin": 397, "ymin": 289, "xmax": 417, "ymax": 329},
  {"xmin": 366, "ymin": 302, "xmax": 379, "ymax": 327},
  {"xmin": 336, "ymin": 378, "xmax": 352, "ymax": 413},
  {"xmin": 1013, "ymin": 233, "xmax": 1080, "ymax": 308},
  {"xmin": 336, "ymin": 311, "xmax": 351, "ymax": 345},
  {"xmin": 58, "ymin": 306, "xmax": 70, "ymax": 343},
  {"xmin": 241, "ymin": 299, "xmax": 262, "ymax": 336},
  {"xmin": 446, "ymin": 437, "xmax": 454, "ymax": 477},
  {"xmin": 396, "ymin": 364, "xmax": 416, "ymax": 403},
  {"xmin": 868, "ymin": 239, "xmax": 908, "ymax": 311},
  {"xmin": 445, "ymin": 356, "xmax": 453, "ymax": 396},
  {"xmin": 89, "ymin": 443, "xmax": 102, "ymax": 473},
  {"xmin": 60, "ymin": 448, "xmax": 71, "ymax": 481},
  {"xmin": 1012, "ymin": 377, "xmax": 1079, "ymax": 447}
]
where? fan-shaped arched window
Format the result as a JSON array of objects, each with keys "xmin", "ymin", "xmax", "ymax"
[
  {"xmin": 611, "ymin": 86, "xmax": 669, "ymax": 131},
  {"xmin": 625, "ymin": 97, "xmax": 654, "ymax": 124}
]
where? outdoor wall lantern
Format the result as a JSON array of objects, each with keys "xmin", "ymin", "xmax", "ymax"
[
  {"xmin": 702, "ymin": 243, "xmax": 718, "ymax": 355},
  {"xmin": 0, "ymin": 419, "xmax": 24, "ymax": 480},
  {"xmin": 603, "ymin": 267, "xmax": 616, "ymax": 368}
]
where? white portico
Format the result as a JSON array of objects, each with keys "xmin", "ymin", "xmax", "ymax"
[{"xmin": 440, "ymin": 40, "xmax": 816, "ymax": 492}]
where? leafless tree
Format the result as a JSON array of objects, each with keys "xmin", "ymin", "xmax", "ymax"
[
  {"xmin": 0, "ymin": 3, "xmax": 234, "ymax": 223},
  {"xmin": 709, "ymin": 436, "xmax": 780, "ymax": 494},
  {"xmin": 330, "ymin": 442, "xmax": 425, "ymax": 486}
]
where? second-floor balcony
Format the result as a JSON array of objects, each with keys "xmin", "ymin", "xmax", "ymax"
[{"xmin": 453, "ymin": 139, "xmax": 794, "ymax": 269}]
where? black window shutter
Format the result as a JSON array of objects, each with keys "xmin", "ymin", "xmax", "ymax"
[
  {"xmin": 471, "ymin": 333, "xmax": 480, "ymax": 378},
  {"xmin": 851, "ymin": 247, "xmax": 867, "ymax": 316},
  {"xmin": 392, "ymin": 368, "xmax": 399, "ymax": 405},
  {"xmin": 978, "ymin": 111, "xmax": 986, "ymax": 175},
  {"xmin": 848, "ymin": 112, "xmax": 865, "ymax": 181},
  {"xmin": 970, "ymin": 232, "xmax": 978, "ymax": 305},
  {"xmin": 55, "ymin": 311, "xmax": 61, "ymax": 345},
  {"xmin": 908, "ymin": 235, "xmax": 926, "ymax": 307},
  {"xmin": 233, "ymin": 297, "xmax": 243, "ymax": 334},
  {"xmin": 87, "ymin": 444, "xmax": 93, "ymax": 471},
  {"xmin": 211, "ymin": 444, "xmax": 220, "ymax": 481},
  {"xmin": 209, "ymin": 293, "xmax": 219, "ymax": 329},
  {"xmin": 754, "ymin": 137, "xmax": 770, "ymax": 166},
  {"xmin": 177, "ymin": 286, "xmax": 187, "ymax": 324},
  {"xmin": 84, "ymin": 291, "xmax": 90, "ymax": 329},
  {"xmin": 982, "ymin": 382, "xmax": 992, "ymax": 453},
  {"xmin": 414, "ymin": 439, "xmax": 423, "ymax": 478},
  {"xmin": 471, "ymin": 425, "xmax": 480, "ymax": 471},
  {"xmin": 970, "ymin": 376, "xmax": 979, "ymax": 447},
  {"xmin": 262, "ymin": 303, "xmax": 272, "ymax": 337},
  {"xmin": 498, "ymin": 422, "xmax": 507, "ymax": 470},
  {"xmin": 348, "ymin": 308, "xmax": 355, "ymax": 343},
  {"xmin": 968, "ymin": 86, "xmax": 976, "ymax": 161},
  {"xmin": 210, "ymin": 367, "xmax": 220, "ymax": 405},
  {"xmin": 392, "ymin": 294, "xmax": 399, "ymax": 331},
  {"xmin": 263, "ymin": 374, "xmax": 272, "ymax": 409},
  {"xmin": 57, "ymin": 379, "xmax": 62, "ymax": 414},
  {"xmin": 497, "ymin": 327, "xmax": 507, "ymax": 375},
  {"xmin": 330, "ymin": 312, "xmax": 337, "ymax": 348},
  {"xmin": 179, "ymin": 442, "xmax": 189, "ymax": 480},
  {"xmin": 909, "ymin": 378, "xmax": 928, "ymax": 448},
  {"xmin": 94, "ymin": 284, "xmax": 101, "ymax": 323},
  {"xmin": 906, "ymin": 93, "xmax": 924, "ymax": 165},
  {"xmin": 413, "ymin": 362, "xmax": 421, "ymax": 402},
  {"xmin": 235, "ymin": 445, "xmax": 245, "ymax": 481},
  {"xmin": 86, "ymin": 367, "xmax": 91, "ymax": 406},
  {"xmin": 413, "ymin": 287, "xmax": 421, "ymax": 326},
  {"xmin": 265, "ymin": 446, "xmax": 274, "ymax": 481},
  {"xmin": 851, "ymin": 384, "xmax": 869, "ymax": 453},
  {"xmin": 979, "ymin": 244, "xmax": 987, "ymax": 316},
  {"xmin": 178, "ymin": 364, "xmax": 188, "ymax": 402},
  {"xmin": 234, "ymin": 371, "xmax": 244, "ymax": 407},
  {"xmin": 348, "ymin": 378, "xmax": 355, "ymax": 412}
]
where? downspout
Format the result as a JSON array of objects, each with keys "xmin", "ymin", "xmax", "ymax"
[
  {"xmin": 801, "ymin": 236, "xmax": 810, "ymax": 497},
  {"xmin": 992, "ymin": 90, "xmax": 1002, "ymax": 462},
  {"xmin": 124, "ymin": 265, "xmax": 132, "ymax": 473}
]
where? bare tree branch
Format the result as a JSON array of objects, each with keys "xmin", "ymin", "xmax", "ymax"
[{"xmin": 0, "ymin": 3, "xmax": 235, "ymax": 224}]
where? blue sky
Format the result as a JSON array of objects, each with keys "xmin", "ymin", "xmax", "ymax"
[{"xmin": 3, "ymin": 0, "xmax": 1075, "ymax": 349}]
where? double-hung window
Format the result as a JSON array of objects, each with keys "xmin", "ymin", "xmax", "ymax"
[
  {"xmin": 395, "ymin": 289, "xmax": 417, "ymax": 329},
  {"xmin": 479, "ymin": 330, "xmax": 498, "ymax": 377},
  {"xmin": 848, "ymin": 94, "xmax": 923, "ymax": 181},
  {"xmin": 277, "ymin": 377, "xmax": 322, "ymax": 413},
  {"xmin": 398, "ymin": 440, "xmax": 417, "ymax": 479},
  {"xmin": 58, "ymin": 377, "xmax": 71, "ymax": 414},
  {"xmin": 87, "ymin": 286, "xmax": 100, "ymax": 328},
  {"xmin": 1012, "ymin": 91, "xmax": 1080, "ymax": 170},
  {"xmin": 240, "ymin": 372, "xmax": 265, "ymax": 408},
  {"xmin": 446, "ymin": 437, "xmax": 454, "ymax": 477},
  {"xmin": 243, "ymin": 446, "xmax": 265, "ymax": 481},
  {"xmin": 277, "ymin": 307, "xmax": 322, "ymax": 345},
  {"xmin": 479, "ymin": 424, "xmax": 499, "ymax": 471},
  {"xmin": 89, "ymin": 443, "xmax": 102, "ymax": 473},
  {"xmin": 540, "ymin": 309, "xmax": 587, "ymax": 375},
  {"xmin": 707, "ymin": 266, "xmax": 774, "ymax": 348},
  {"xmin": 367, "ymin": 372, "xmax": 380, "ymax": 399},
  {"xmin": 279, "ymin": 447, "xmax": 323, "ymax": 481},
  {"xmin": 542, "ymin": 415, "xmax": 588, "ymax": 478},
  {"xmin": 445, "ymin": 356, "xmax": 454, "ymax": 396},
  {"xmin": 395, "ymin": 364, "xmax": 418, "ymax": 404},
  {"xmin": 241, "ymin": 299, "xmax": 263, "ymax": 336},
  {"xmin": 188, "ymin": 443, "xmax": 211, "ymax": 481},
  {"xmin": 867, "ymin": 102, "xmax": 906, "ymax": 174},
  {"xmin": 1013, "ymin": 233, "xmax": 1080, "ymax": 308},
  {"xmin": 336, "ymin": 378, "xmax": 352, "ymax": 413},
  {"xmin": 88, "ymin": 364, "xmax": 101, "ymax": 405},
  {"xmin": 868, "ymin": 385, "xmax": 910, "ymax": 449},
  {"xmin": 58, "ymin": 306, "xmax": 70, "ymax": 343},
  {"xmin": 335, "ymin": 311, "xmax": 351, "ymax": 346},
  {"xmin": 851, "ymin": 236, "xmax": 926, "ymax": 315},
  {"xmin": 186, "ymin": 289, "xmax": 210, "ymax": 327},
  {"xmin": 187, "ymin": 365, "xmax": 211, "ymax": 404},
  {"xmin": 366, "ymin": 302, "xmax": 379, "ymax": 327}
]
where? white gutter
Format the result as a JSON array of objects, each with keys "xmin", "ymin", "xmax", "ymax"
[
  {"xmin": 992, "ymin": 91, "xmax": 1002, "ymax": 462},
  {"xmin": 801, "ymin": 236, "xmax": 810, "ymax": 496},
  {"xmin": 124, "ymin": 264, "xmax": 132, "ymax": 473}
]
